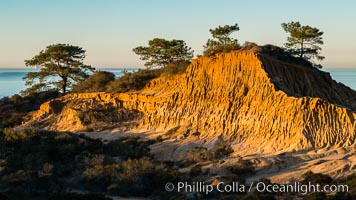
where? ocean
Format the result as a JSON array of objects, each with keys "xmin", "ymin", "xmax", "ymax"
[
  {"xmin": 0, "ymin": 68, "xmax": 139, "ymax": 98},
  {"xmin": 0, "ymin": 68, "xmax": 355, "ymax": 98}
]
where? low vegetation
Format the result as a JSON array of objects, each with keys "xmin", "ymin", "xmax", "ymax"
[
  {"xmin": 0, "ymin": 128, "xmax": 185, "ymax": 199},
  {"xmin": 301, "ymin": 171, "xmax": 333, "ymax": 185},
  {"xmin": 179, "ymin": 143, "xmax": 234, "ymax": 166},
  {"xmin": 93, "ymin": 60, "xmax": 189, "ymax": 93},
  {"xmin": 301, "ymin": 171, "xmax": 355, "ymax": 199},
  {"xmin": 0, "ymin": 91, "xmax": 59, "ymax": 129},
  {"xmin": 72, "ymin": 71, "xmax": 115, "ymax": 93},
  {"xmin": 228, "ymin": 159, "xmax": 255, "ymax": 176},
  {"xmin": 105, "ymin": 68, "xmax": 161, "ymax": 93}
]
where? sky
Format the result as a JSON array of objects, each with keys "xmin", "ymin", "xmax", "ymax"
[{"xmin": 0, "ymin": 0, "xmax": 355, "ymax": 68}]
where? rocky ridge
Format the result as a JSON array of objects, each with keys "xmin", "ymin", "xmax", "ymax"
[{"xmin": 27, "ymin": 50, "xmax": 356, "ymax": 157}]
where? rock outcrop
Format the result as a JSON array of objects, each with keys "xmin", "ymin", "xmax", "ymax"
[{"xmin": 27, "ymin": 50, "xmax": 356, "ymax": 156}]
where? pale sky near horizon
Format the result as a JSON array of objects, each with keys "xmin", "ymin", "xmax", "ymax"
[{"xmin": 0, "ymin": 0, "xmax": 355, "ymax": 68}]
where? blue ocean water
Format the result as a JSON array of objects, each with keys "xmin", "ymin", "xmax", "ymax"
[
  {"xmin": 0, "ymin": 68, "xmax": 355, "ymax": 98},
  {"xmin": 323, "ymin": 68, "xmax": 356, "ymax": 89},
  {"xmin": 0, "ymin": 68, "xmax": 139, "ymax": 98}
]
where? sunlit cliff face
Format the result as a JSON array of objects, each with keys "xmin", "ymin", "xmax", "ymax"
[{"xmin": 27, "ymin": 50, "xmax": 356, "ymax": 156}]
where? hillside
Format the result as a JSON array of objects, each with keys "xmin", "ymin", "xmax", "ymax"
[
  {"xmin": 27, "ymin": 50, "xmax": 356, "ymax": 150},
  {"xmin": 23, "ymin": 50, "xmax": 356, "ymax": 183}
]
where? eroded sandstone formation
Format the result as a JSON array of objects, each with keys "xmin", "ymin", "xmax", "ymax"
[{"xmin": 27, "ymin": 50, "xmax": 356, "ymax": 155}]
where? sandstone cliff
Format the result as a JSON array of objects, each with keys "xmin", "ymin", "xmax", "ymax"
[{"xmin": 27, "ymin": 50, "xmax": 356, "ymax": 156}]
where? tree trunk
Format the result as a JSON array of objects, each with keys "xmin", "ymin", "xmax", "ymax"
[
  {"xmin": 62, "ymin": 77, "xmax": 67, "ymax": 94},
  {"xmin": 300, "ymin": 42, "xmax": 304, "ymax": 58}
]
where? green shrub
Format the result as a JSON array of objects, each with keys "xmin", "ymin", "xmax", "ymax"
[
  {"xmin": 304, "ymin": 192, "xmax": 327, "ymax": 200},
  {"xmin": 213, "ymin": 144, "xmax": 234, "ymax": 158},
  {"xmin": 4, "ymin": 114, "xmax": 25, "ymax": 128},
  {"xmin": 0, "ymin": 91, "xmax": 59, "ymax": 129},
  {"xmin": 180, "ymin": 146, "xmax": 213, "ymax": 165},
  {"xmin": 72, "ymin": 71, "xmax": 115, "ymax": 93},
  {"xmin": 189, "ymin": 164, "xmax": 202, "ymax": 177},
  {"xmin": 0, "ymin": 191, "xmax": 112, "ymax": 200},
  {"xmin": 49, "ymin": 193, "xmax": 112, "ymax": 200},
  {"xmin": 82, "ymin": 157, "xmax": 183, "ymax": 197},
  {"xmin": 106, "ymin": 69, "xmax": 161, "ymax": 93},
  {"xmin": 156, "ymin": 135, "xmax": 163, "ymax": 142},
  {"xmin": 329, "ymin": 192, "xmax": 354, "ymax": 200},
  {"xmin": 203, "ymin": 43, "xmax": 240, "ymax": 57},
  {"xmin": 82, "ymin": 164, "xmax": 120, "ymax": 186},
  {"xmin": 106, "ymin": 61, "xmax": 190, "ymax": 93},
  {"xmin": 2, "ymin": 127, "xmax": 38, "ymax": 141},
  {"xmin": 239, "ymin": 194, "xmax": 261, "ymax": 200},
  {"xmin": 103, "ymin": 137, "xmax": 152, "ymax": 159},
  {"xmin": 0, "ymin": 127, "xmax": 185, "ymax": 198},
  {"xmin": 116, "ymin": 157, "xmax": 182, "ymax": 196},
  {"xmin": 301, "ymin": 171, "xmax": 333, "ymax": 185},
  {"xmin": 179, "ymin": 144, "xmax": 234, "ymax": 166},
  {"xmin": 165, "ymin": 126, "xmax": 180, "ymax": 136},
  {"xmin": 119, "ymin": 157, "xmax": 156, "ymax": 181},
  {"xmin": 333, "ymin": 173, "xmax": 356, "ymax": 197},
  {"xmin": 228, "ymin": 159, "xmax": 255, "ymax": 176},
  {"xmin": 160, "ymin": 60, "xmax": 190, "ymax": 76}
]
